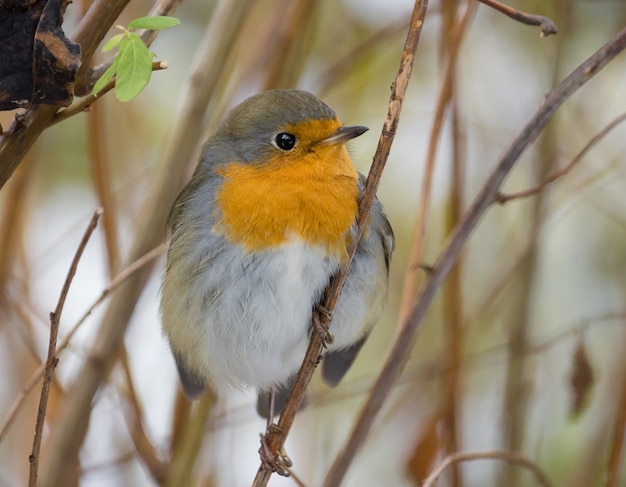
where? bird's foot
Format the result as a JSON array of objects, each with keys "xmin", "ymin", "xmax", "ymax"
[
  {"xmin": 312, "ymin": 305, "xmax": 334, "ymax": 347},
  {"xmin": 259, "ymin": 424, "xmax": 292, "ymax": 477}
]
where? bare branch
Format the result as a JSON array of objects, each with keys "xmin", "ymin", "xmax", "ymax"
[
  {"xmin": 497, "ymin": 112, "xmax": 626, "ymax": 203},
  {"xmin": 422, "ymin": 450, "xmax": 553, "ymax": 487},
  {"xmin": 477, "ymin": 0, "xmax": 558, "ymax": 36},
  {"xmin": 28, "ymin": 209, "xmax": 102, "ymax": 487}
]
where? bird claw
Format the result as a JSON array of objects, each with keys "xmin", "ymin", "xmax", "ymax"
[
  {"xmin": 259, "ymin": 425, "xmax": 291, "ymax": 477},
  {"xmin": 313, "ymin": 305, "xmax": 334, "ymax": 346}
]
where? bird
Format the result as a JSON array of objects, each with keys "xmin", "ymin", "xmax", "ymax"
[{"xmin": 160, "ymin": 89, "xmax": 394, "ymax": 418}]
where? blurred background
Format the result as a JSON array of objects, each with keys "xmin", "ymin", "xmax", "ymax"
[{"xmin": 1, "ymin": 0, "xmax": 626, "ymax": 486}]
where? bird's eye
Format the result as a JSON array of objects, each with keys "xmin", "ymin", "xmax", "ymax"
[{"xmin": 274, "ymin": 132, "xmax": 296, "ymax": 151}]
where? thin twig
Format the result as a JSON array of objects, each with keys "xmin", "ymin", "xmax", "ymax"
[
  {"xmin": 497, "ymin": 112, "xmax": 626, "ymax": 203},
  {"xmin": 422, "ymin": 450, "xmax": 553, "ymax": 487},
  {"xmin": 28, "ymin": 209, "xmax": 102, "ymax": 487},
  {"xmin": 322, "ymin": 24, "xmax": 626, "ymax": 487},
  {"xmin": 0, "ymin": 243, "xmax": 166, "ymax": 442},
  {"xmin": 477, "ymin": 0, "xmax": 558, "ymax": 37},
  {"xmin": 251, "ymin": 1, "xmax": 430, "ymax": 486}
]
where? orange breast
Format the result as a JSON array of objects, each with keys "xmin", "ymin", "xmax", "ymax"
[{"xmin": 215, "ymin": 146, "xmax": 358, "ymax": 259}]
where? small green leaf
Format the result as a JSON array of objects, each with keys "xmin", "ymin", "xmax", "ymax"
[
  {"xmin": 128, "ymin": 16, "xmax": 180, "ymax": 30},
  {"xmin": 102, "ymin": 33, "xmax": 126, "ymax": 52},
  {"xmin": 115, "ymin": 33, "xmax": 153, "ymax": 102},
  {"xmin": 92, "ymin": 58, "xmax": 119, "ymax": 96}
]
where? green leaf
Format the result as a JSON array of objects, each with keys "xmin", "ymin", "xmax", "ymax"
[
  {"xmin": 115, "ymin": 33, "xmax": 153, "ymax": 102},
  {"xmin": 102, "ymin": 33, "xmax": 125, "ymax": 53},
  {"xmin": 92, "ymin": 57, "xmax": 119, "ymax": 96},
  {"xmin": 128, "ymin": 16, "xmax": 180, "ymax": 30}
]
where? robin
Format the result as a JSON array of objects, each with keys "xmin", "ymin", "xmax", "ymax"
[{"xmin": 160, "ymin": 89, "xmax": 394, "ymax": 418}]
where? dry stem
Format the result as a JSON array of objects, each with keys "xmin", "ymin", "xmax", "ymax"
[
  {"xmin": 497, "ymin": 112, "xmax": 626, "ymax": 203},
  {"xmin": 28, "ymin": 209, "xmax": 102, "ymax": 487},
  {"xmin": 422, "ymin": 450, "xmax": 553, "ymax": 487},
  {"xmin": 477, "ymin": 0, "xmax": 558, "ymax": 36}
]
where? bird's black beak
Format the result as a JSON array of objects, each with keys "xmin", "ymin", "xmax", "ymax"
[{"xmin": 321, "ymin": 125, "xmax": 369, "ymax": 145}]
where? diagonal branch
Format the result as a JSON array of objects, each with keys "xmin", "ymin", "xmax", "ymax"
[
  {"xmin": 497, "ymin": 112, "xmax": 626, "ymax": 203},
  {"xmin": 322, "ymin": 24, "xmax": 626, "ymax": 487},
  {"xmin": 251, "ymin": 1, "xmax": 430, "ymax": 485}
]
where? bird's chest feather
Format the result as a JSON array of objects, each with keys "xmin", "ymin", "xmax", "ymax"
[{"xmin": 214, "ymin": 149, "xmax": 358, "ymax": 259}]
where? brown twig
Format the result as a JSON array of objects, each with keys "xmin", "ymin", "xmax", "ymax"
[
  {"xmin": 497, "ymin": 112, "xmax": 626, "ymax": 203},
  {"xmin": 28, "ymin": 209, "xmax": 102, "ymax": 487},
  {"xmin": 119, "ymin": 348, "xmax": 167, "ymax": 483},
  {"xmin": 251, "ymin": 1, "xmax": 430, "ymax": 485},
  {"xmin": 422, "ymin": 450, "xmax": 553, "ymax": 487},
  {"xmin": 476, "ymin": 0, "xmax": 558, "ymax": 37},
  {"xmin": 322, "ymin": 24, "xmax": 626, "ymax": 487}
]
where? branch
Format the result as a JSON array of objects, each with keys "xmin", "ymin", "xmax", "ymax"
[
  {"xmin": 251, "ymin": 1, "xmax": 430, "ymax": 485},
  {"xmin": 497, "ymin": 112, "xmax": 626, "ymax": 203},
  {"xmin": 422, "ymin": 450, "xmax": 553, "ymax": 487},
  {"xmin": 476, "ymin": 0, "xmax": 558, "ymax": 37},
  {"xmin": 322, "ymin": 24, "xmax": 626, "ymax": 487},
  {"xmin": 28, "ymin": 209, "xmax": 102, "ymax": 487}
]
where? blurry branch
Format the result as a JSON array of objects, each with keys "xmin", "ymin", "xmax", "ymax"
[
  {"xmin": 0, "ymin": 244, "xmax": 166, "ymax": 442},
  {"xmin": 438, "ymin": 3, "xmax": 476, "ymax": 486},
  {"xmin": 39, "ymin": 1, "xmax": 258, "ymax": 486},
  {"xmin": 53, "ymin": 62, "xmax": 169, "ymax": 125},
  {"xmin": 261, "ymin": 0, "xmax": 317, "ymax": 90},
  {"xmin": 323, "ymin": 23, "xmax": 626, "ymax": 487},
  {"xmin": 119, "ymin": 348, "xmax": 167, "ymax": 483},
  {"xmin": 79, "ymin": 451, "xmax": 136, "ymax": 477},
  {"xmin": 315, "ymin": 20, "xmax": 407, "ymax": 95},
  {"xmin": 422, "ymin": 450, "xmax": 553, "ymax": 487},
  {"xmin": 164, "ymin": 394, "xmax": 214, "ymax": 487},
  {"xmin": 398, "ymin": 0, "xmax": 474, "ymax": 323},
  {"xmin": 497, "ymin": 112, "xmax": 626, "ymax": 203},
  {"xmin": 476, "ymin": 0, "xmax": 557, "ymax": 37},
  {"xmin": 605, "ymin": 346, "xmax": 626, "ymax": 487},
  {"xmin": 28, "ymin": 209, "xmax": 102, "ymax": 487},
  {"xmin": 87, "ymin": 100, "xmax": 120, "ymax": 278},
  {"xmin": 252, "ymin": 1, "xmax": 430, "ymax": 485}
]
